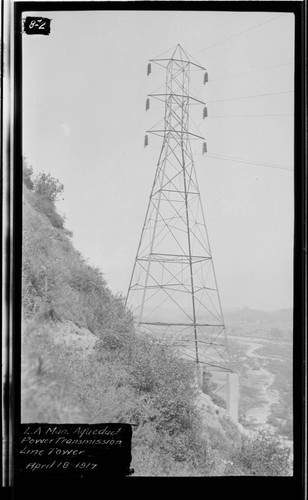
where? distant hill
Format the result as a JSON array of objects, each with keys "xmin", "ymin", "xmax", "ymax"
[
  {"xmin": 224, "ymin": 307, "xmax": 292, "ymax": 324},
  {"xmin": 223, "ymin": 307, "xmax": 293, "ymax": 337},
  {"xmin": 147, "ymin": 306, "xmax": 293, "ymax": 332}
]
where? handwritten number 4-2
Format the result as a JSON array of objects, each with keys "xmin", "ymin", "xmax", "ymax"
[{"xmin": 29, "ymin": 19, "xmax": 46, "ymax": 29}]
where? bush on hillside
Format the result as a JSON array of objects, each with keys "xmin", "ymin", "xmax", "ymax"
[
  {"xmin": 33, "ymin": 172, "xmax": 64, "ymax": 202},
  {"xmin": 30, "ymin": 193, "xmax": 65, "ymax": 229},
  {"xmin": 23, "ymin": 160, "xmax": 66, "ymax": 230},
  {"xmin": 21, "ymin": 319, "xmax": 86, "ymax": 423},
  {"xmin": 228, "ymin": 429, "xmax": 291, "ymax": 476}
]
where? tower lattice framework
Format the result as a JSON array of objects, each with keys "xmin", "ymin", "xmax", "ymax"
[{"xmin": 126, "ymin": 45, "xmax": 231, "ymax": 374}]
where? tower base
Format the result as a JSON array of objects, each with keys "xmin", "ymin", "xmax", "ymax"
[
  {"xmin": 226, "ymin": 372, "xmax": 239, "ymax": 423},
  {"xmin": 197, "ymin": 365, "xmax": 239, "ymax": 423}
]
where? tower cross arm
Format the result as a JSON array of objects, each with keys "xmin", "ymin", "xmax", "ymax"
[
  {"xmin": 146, "ymin": 129, "xmax": 205, "ymax": 141},
  {"xmin": 149, "ymin": 58, "xmax": 207, "ymax": 72},
  {"xmin": 148, "ymin": 93, "xmax": 206, "ymax": 106}
]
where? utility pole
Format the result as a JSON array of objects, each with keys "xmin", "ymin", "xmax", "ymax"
[{"xmin": 126, "ymin": 45, "xmax": 233, "ymax": 397}]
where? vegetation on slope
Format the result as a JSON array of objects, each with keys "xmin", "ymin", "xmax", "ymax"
[{"xmin": 21, "ymin": 160, "xmax": 291, "ymax": 476}]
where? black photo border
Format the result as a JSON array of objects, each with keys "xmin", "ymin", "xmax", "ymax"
[{"xmin": 2, "ymin": 1, "xmax": 306, "ymax": 498}]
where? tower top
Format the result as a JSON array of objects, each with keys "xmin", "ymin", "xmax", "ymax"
[{"xmin": 149, "ymin": 44, "xmax": 207, "ymax": 72}]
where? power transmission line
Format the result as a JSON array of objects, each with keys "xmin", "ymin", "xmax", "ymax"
[
  {"xmin": 206, "ymin": 90, "xmax": 293, "ymax": 104},
  {"xmin": 206, "ymin": 114, "xmax": 293, "ymax": 118},
  {"xmin": 210, "ymin": 61, "xmax": 293, "ymax": 83},
  {"xmin": 201, "ymin": 153, "xmax": 293, "ymax": 172},
  {"xmin": 193, "ymin": 13, "xmax": 287, "ymax": 56}
]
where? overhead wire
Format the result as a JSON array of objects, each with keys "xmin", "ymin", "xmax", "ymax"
[
  {"xmin": 205, "ymin": 114, "xmax": 293, "ymax": 118},
  {"xmin": 193, "ymin": 13, "xmax": 287, "ymax": 56},
  {"xmin": 147, "ymin": 129, "xmax": 293, "ymax": 172},
  {"xmin": 148, "ymin": 145, "xmax": 293, "ymax": 172},
  {"xmin": 152, "ymin": 44, "xmax": 178, "ymax": 60},
  {"xmin": 206, "ymin": 89, "xmax": 293, "ymax": 104},
  {"xmin": 147, "ymin": 63, "xmax": 293, "ymax": 110},
  {"xmin": 196, "ymin": 152, "xmax": 293, "ymax": 172},
  {"xmin": 181, "ymin": 46, "xmax": 207, "ymax": 68},
  {"xmin": 210, "ymin": 61, "xmax": 293, "ymax": 83}
]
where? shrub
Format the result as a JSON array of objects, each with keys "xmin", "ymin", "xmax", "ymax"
[
  {"xmin": 231, "ymin": 429, "xmax": 291, "ymax": 476},
  {"xmin": 33, "ymin": 172, "xmax": 64, "ymax": 202},
  {"xmin": 30, "ymin": 193, "xmax": 65, "ymax": 229}
]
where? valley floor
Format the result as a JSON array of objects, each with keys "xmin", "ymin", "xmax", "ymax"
[{"xmin": 228, "ymin": 333, "xmax": 293, "ymax": 457}]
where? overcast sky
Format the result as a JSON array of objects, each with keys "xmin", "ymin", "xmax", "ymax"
[{"xmin": 22, "ymin": 9, "xmax": 294, "ymax": 312}]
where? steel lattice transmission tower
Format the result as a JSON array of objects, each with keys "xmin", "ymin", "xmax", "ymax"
[{"xmin": 126, "ymin": 45, "xmax": 232, "ymax": 377}]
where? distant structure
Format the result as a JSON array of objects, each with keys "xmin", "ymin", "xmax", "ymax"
[{"xmin": 126, "ymin": 45, "xmax": 238, "ymax": 419}]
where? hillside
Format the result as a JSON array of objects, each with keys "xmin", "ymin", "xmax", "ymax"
[{"xmin": 21, "ymin": 161, "xmax": 291, "ymax": 476}]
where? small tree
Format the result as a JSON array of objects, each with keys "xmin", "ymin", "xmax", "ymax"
[
  {"xmin": 30, "ymin": 172, "xmax": 65, "ymax": 229},
  {"xmin": 34, "ymin": 173, "xmax": 64, "ymax": 202}
]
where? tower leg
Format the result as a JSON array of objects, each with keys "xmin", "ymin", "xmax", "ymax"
[
  {"xmin": 196, "ymin": 363, "xmax": 204, "ymax": 389},
  {"xmin": 226, "ymin": 372, "xmax": 239, "ymax": 423}
]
